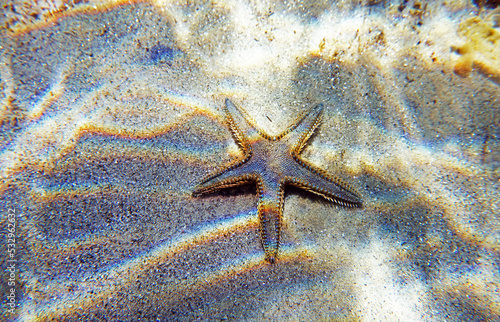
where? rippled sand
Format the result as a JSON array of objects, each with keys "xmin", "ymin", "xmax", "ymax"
[{"xmin": 1, "ymin": 0, "xmax": 499, "ymax": 320}]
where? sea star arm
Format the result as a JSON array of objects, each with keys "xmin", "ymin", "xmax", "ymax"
[
  {"xmin": 256, "ymin": 178, "xmax": 284, "ymax": 263},
  {"xmin": 192, "ymin": 173, "xmax": 257, "ymax": 197},
  {"xmin": 280, "ymin": 103, "xmax": 323, "ymax": 142},
  {"xmin": 192, "ymin": 99, "xmax": 256, "ymax": 196},
  {"xmin": 224, "ymin": 98, "xmax": 257, "ymax": 150},
  {"xmin": 284, "ymin": 158, "xmax": 363, "ymax": 207}
]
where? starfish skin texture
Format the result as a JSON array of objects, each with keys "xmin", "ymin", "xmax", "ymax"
[{"xmin": 193, "ymin": 99, "xmax": 363, "ymax": 263}]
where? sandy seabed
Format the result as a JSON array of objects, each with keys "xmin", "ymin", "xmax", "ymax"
[{"xmin": 1, "ymin": 0, "xmax": 499, "ymax": 320}]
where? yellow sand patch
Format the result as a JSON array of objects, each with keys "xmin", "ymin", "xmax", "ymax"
[{"xmin": 454, "ymin": 9, "xmax": 500, "ymax": 81}]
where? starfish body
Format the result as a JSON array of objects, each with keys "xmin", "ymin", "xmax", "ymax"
[{"xmin": 193, "ymin": 99, "xmax": 362, "ymax": 263}]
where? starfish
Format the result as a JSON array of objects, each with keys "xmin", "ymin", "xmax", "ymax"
[{"xmin": 193, "ymin": 99, "xmax": 362, "ymax": 263}]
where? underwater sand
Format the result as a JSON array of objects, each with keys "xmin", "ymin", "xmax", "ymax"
[{"xmin": 1, "ymin": 0, "xmax": 499, "ymax": 320}]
